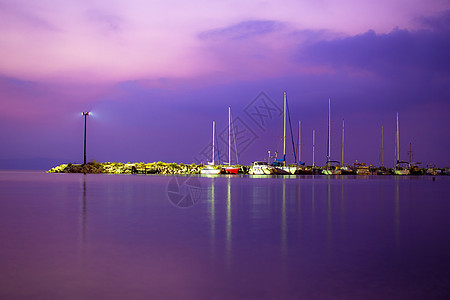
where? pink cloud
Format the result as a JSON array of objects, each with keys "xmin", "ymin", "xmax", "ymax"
[{"xmin": 0, "ymin": 0, "xmax": 449, "ymax": 83}]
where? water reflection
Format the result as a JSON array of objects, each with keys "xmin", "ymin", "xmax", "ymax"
[
  {"xmin": 395, "ymin": 179, "xmax": 400, "ymax": 249},
  {"xmin": 340, "ymin": 179, "xmax": 346, "ymax": 239},
  {"xmin": 311, "ymin": 178, "xmax": 315, "ymax": 235},
  {"xmin": 226, "ymin": 177, "xmax": 232, "ymax": 267},
  {"xmin": 297, "ymin": 182, "xmax": 301, "ymax": 239},
  {"xmin": 203, "ymin": 176, "xmax": 409, "ymax": 275},
  {"xmin": 281, "ymin": 178, "xmax": 287, "ymax": 261},
  {"xmin": 79, "ymin": 175, "xmax": 87, "ymax": 249},
  {"xmin": 210, "ymin": 177, "xmax": 215, "ymax": 259},
  {"xmin": 327, "ymin": 180, "xmax": 331, "ymax": 251},
  {"xmin": 1, "ymin": 172, "xmax": 448, "ymax": 298}
]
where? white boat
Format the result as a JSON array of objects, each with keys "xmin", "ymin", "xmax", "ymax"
[
  {"xmin": 249, "ymin": 161, "xmax": 275, "ymax": 175},
  {"xmin": 201, "ymin": 121, "xmax": 221, "ymax": 175},
  {"xmin": 394, "ymin": 162, "xmax": 410, "ymax": 175},
  {"xmin": 322, "ymin": 97, "xmax": 341, "ymax": 175},
  {"xmin": 270, "ymin": 91, "xmax": 297, "ymax": 175},
  {"xmin": 322, "ymin": 169, "xmax": 333, "ymax": 175},
  {"xmin": 201, "ymin": 164, "xmax": 221, "ymax": 175},
  {"xmin": 393, "ymin": 112, "xmax": 410, "ymax": 175},
  {"xmin": 394, "ymin": 167, "xmax": 410, "ymax": 176},
  {"xmin": 272, "ymin": 164, "xmax": 295, "ymax": 175},
  {"xmin": 322, "ymin": 161, "xmax": 342, "ymax": 175}
]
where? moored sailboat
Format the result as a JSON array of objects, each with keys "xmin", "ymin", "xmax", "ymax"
[
  {"xmin": 271, "ymin": 91, "xmax": 297, "ymax": 175},
  {"xmin": 322, "ymin": 97, "xmax": 341, "ymax": 175},
  {"xmin": 294, "ymin": 120, "xmax": 313, "ymax": 174},
  {"xmin": 393, "ymin": 112, "xmax": 410, "ymax": 175},
  {"xmin": 201, "ymin": 121, "xmax": 221, "ymax": 175},
  {"xmin": 221, "ymin": 106, "xmax": 239, "ymax": 174},
  {"xmin": 249, "ymin": 161, "xmax": 276, "ymax": 175},
  {"xmin": 393, "ymin": 162, "xmax": 410, "ymax": 175},
  {"xmin": 353, "ymin": 162, "xmax": 371, "ymax": 175}
]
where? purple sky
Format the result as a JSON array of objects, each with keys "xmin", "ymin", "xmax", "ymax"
[{"xmin": 1, "ymin": 0, "xmax": 449, "ymax": 169}]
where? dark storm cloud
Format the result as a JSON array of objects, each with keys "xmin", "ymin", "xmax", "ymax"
[{"xmin": 301, "ymin": 27, "xmax": 450, "ymax": 77}]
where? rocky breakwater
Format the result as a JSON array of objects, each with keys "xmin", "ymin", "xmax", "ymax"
[
  {"xmin": 47, "ymin": 161, "xmax": 204, "ymax": 175},
  {"xmin": 48, "ymin": 162, "xmax": 106, "ymax": 173}
]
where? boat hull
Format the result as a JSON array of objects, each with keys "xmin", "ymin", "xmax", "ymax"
[
  {"xmin": 295, "ymin": 168, "xmax": 313, "ymax": 175},
  {"xmin": 200, "ymin": 167, "xmax": 221, "ymax": 175},
  {"xmin": 249, "ymin": 168, "xmax": 274, "ymax": 175},
  {"xmin": 272, "ymin": 166, "xmax": 296, "ymax": 175},
  {"xmin": 356, "ymin": 168, "xmax": 371, "ymax": 175},
  {"xmin": 249, "ymin": 162, "xmax": 275, "ymax": 175},
  {"xmin": 273, "ymin": 167, "xmax": 292, "ymax": 175},
  {"xmin": 322, "ymin": 169, "xmax": 341, "ymax": 175},
  {"xmin": 221, "ymin": 167, "xmax": 239, "ymax": 174},
  {"xmin": 341, "ymin": 170, "xmax": 356, "ymax": 175},
  {"xmin": 394, "ymin": 169, "xmax": 410, "ymax": 175}
]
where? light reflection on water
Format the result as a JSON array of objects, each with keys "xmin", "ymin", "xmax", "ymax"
[{"xmin": 0, "ymin": 171, "xmax": 449, "ymax": 299}]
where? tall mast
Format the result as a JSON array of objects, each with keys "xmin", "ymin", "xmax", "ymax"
[
  {"xmin": 298, "ymin": 120, "xmax": 301, "ymax": 164},
  {"xmin": 327, "ymin": 97, "xmax": 331, "ymax": 166},
  {"xmin": 212, "ymin": 121, "xmax": 215, "ymax": 165},
  {"xmin": 381, "ymin": 125, "xmax": 384, "ymax": 167},
  {"xmin": 409, "ymin": 142, "xmax": 412, "ymax": 163},
  {"xmin": 312, "ymin": 129, "xmax": 315, "ymax": 167},
  {"xmin": 396, "ymin": 112, "xmax": 399, "ymax": 163},
  {"xmin": 228, "ymin": 106, "xmax": 231, "ymax": 165},
  {"xmin": 341, "ymin": 118, "xmax": 344, "ymax": 166},
  {"xmin": 283, "ymin": 91, "xmax": 287, "ymax": 164},
  {"xmin": 394, "ymin": 126, "xmax": 397, "ymax": 165}
]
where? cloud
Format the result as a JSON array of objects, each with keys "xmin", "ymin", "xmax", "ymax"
[
  {"xmin": 417, "ymin": 9, "xmax": 450, "ymax": 31},
  {"xmin": 0, "ymin": 75, "xmax": 112, "ymax": 123},
  {"xmin": 85, "ymin": 10, "xmax": 125, "ymax": 35},
  {"xmin": 0, "ymin": 1, "xmax": 58, "ymax": 32},
  {"xmin": 196, "ymin": 20, "xmax": 333, "ymax": 81},
  {"xmin": 199, "ymin": 20, "xmax": 284, "ymax": 41},
  {"xmin": 300, "ymin": 27, "xmax": 450, "ymax": 78}
]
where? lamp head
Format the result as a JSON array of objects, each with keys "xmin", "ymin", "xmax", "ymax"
[{"xmin": 82, "ymin": 112, "xmax": 90, "ymax": 116}]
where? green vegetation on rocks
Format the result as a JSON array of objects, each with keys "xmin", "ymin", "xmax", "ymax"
[{"xmin": 47, "ymin": 161, "xmax": 205, "ymax": 174}]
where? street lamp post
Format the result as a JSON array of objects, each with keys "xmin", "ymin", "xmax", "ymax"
[{"xmin": 82, "ymin": 112, "xmax": 90, "ymax": 165}]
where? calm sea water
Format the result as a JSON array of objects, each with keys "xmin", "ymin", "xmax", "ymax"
[{"xmin": 0, "ymin": 171, "xmax": 449, "ymax": 299}]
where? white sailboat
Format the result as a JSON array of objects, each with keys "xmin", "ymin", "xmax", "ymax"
[
  {"xmin": 393, "ymin": 112, "xmax": 410, "ymax": 175},
  {"xmin": 201, "ymin": 121, "xmax": 221, "ymax": 175},
  {"xmin": 249, "ymin": 161, "xmax": 275, "ymax": 175},
  {"xmin": 322, "ymin": 97, "xmax": 341, "ymax": 175},
  {"xmin": 272, "ymin": 91, "xmax": 296, "ymax": 175}
]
